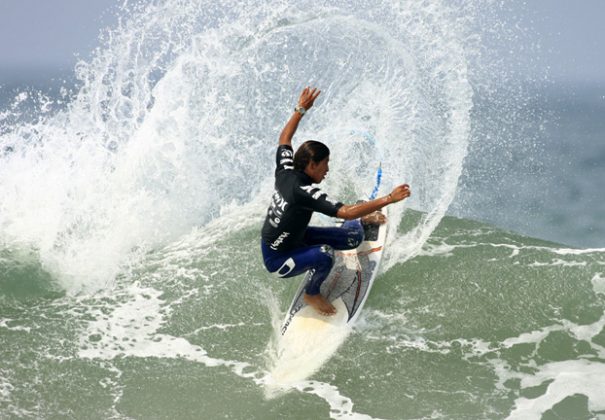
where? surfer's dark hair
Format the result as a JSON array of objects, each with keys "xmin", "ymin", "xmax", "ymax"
[{"xmin": 294, "ymin": 140, "xmax": 330, "ymax": 171}]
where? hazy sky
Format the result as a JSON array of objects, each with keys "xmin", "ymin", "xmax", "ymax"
[
  {"xmin": 0, "ymin": 0, "xmax": 604, "ymax": 83},
  {"xmin": 0, "ymin": 0, "xmax": 118, "ymax": 70},
  {"xmin": 514, "ymin": 0, "xmax": 605, "ymax": 83}
]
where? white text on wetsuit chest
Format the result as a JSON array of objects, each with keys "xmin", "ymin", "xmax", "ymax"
[{"xmin": 268, "ymin": 190, "xmax": 289, "ymax": 228}]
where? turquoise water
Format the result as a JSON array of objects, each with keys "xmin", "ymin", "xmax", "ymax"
[{"xmin": 1, "ymin": 0, "xmax": 604, "ymax": 418}]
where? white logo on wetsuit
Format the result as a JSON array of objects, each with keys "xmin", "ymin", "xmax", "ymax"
[
  {"xmin": 270, "ymin": 231, "xmax": 290, "ymax": 250},
  {"xmin": 268, "ymin": 190, "xmax": 289, "ymax": 227},
  {"xmin": 299, "ymin": 185, "xmax": 327, "ymax": 200},
  {"xmin": 320, "ymin": 245, "xmax": 333, "ymax": 256}
]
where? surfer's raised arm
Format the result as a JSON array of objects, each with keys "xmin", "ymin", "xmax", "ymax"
[
  {"xmin": 336, "ymin": 184, "xmax": 411, "ymax": 220},
  {"xmin": 279, "ymin": 87, "xmax": 321, "ymax": 146}
]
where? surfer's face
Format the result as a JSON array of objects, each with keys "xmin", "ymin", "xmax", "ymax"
[{"xmin": 306, "ymin": 157, "xmax": 329, "ymax": 183}]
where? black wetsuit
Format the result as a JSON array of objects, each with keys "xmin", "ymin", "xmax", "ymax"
[
  {"xmin": 260, "ymin": 145, "xmax": 364, "ymax": 295},
  {"xmin": 261, "ymin": 144, "xmax": 344, "ymax": 251}
]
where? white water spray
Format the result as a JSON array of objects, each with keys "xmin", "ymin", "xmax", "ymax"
[{"xmin": 0, "ymin": 0, "xmax": 475, "ymax": 295}]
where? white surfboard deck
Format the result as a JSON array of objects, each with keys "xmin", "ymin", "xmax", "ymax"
[{"xmin": 280, "ymin": 211, "xmax": 388, "ymax": 336}]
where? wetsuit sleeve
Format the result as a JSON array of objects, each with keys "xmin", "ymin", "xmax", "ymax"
[
  {"xmin": 294, "ymin": 185, "xmax": 344, "ymax": 217},
  {"xmin": 275, "ymin": 145, "xmax": 294, "ymax": 175}
]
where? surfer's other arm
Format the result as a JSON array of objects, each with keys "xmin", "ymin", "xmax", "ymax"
[
  {"xmin": 279, "ymin": 87, "xmax": 321, "ymax": 146},
  {"xmin": 336, "ymin": 184, "xmax": 411, "ymax": 220}
]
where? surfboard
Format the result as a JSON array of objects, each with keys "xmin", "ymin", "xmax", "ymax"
[{"xmin": 280, "ymin": 209, "xmax": 388, "ymax": 336}]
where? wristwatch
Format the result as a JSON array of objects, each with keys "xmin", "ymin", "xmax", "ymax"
[{"xmin": 294, "ymin": 105, "xmax": 306, "ymax": 116}]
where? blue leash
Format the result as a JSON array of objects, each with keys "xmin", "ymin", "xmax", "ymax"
[
  {"xmin": 369, "ymin": 164, "xmax": 382, "ymax": 200},
  {"xmin": 350, "ymin": 129, "xmax": 383, "ymax": 200}
]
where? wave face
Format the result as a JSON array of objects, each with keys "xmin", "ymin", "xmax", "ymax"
[{"xmin": 0, "ymin": 0, "xmax": 475, "ymax": 292}]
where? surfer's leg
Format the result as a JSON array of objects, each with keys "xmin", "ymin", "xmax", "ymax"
[
  {"xmin": 261, "ymin": 241, "xmax": 336, "ymax": 315},
  {"xmin": 304, "ymin": 219, "xmax": 364, "ymax": 250},
  {"xmin": 277, "ymin": 246, "xmax": 337, "ymax": 315},
  {"xmin": 301, "ymin": 246, "xmax": 337, "ymax": 315},
  {"xmin": 302, "ymin": 245, "xmax": 335, "ymax": 294},
  {"xmin": 261, "ymin": 241, "xmax": 334, "ymax": 280}
]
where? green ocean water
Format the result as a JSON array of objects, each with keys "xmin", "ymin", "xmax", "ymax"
[
  {"xmin": 2, "ymin": 0, "xmax": 605, "ymax": 418},
  {"xmin": 2, "ymin": 213, "xmax": 604, "ymax": 419}
]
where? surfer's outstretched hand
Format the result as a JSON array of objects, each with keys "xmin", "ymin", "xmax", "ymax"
[
  {"xmin": 389, "ymin": 184, "xmax": 411, "ymax": 203},
  {"xmin": 298, "ymin": 86, "xmax": 321, "ymax": 110}
]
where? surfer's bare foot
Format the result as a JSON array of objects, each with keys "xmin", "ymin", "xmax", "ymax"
[
  {"xmin": 361, "ymin": 211, "xmax": 387, "ymax": 225},
  {"xmin": 304, "ymin": 293, "xmax": 336, "ymax": 316}
]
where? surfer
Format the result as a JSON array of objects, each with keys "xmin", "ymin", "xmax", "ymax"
[{"xmin": 261, "ymin": 86, "xmax": 411, "ymax": 316}]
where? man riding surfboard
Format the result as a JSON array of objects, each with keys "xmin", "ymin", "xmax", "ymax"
[{"xmin": 260, "ymin": 87, "xmax": 411, "ymax": 316}]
